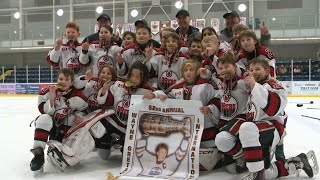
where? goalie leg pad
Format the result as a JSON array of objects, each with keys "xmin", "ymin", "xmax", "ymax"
[
  {"xmin": 89, "ymin": 121, "xmax": 106, "ymax": 139},
  {"xmin": 199, "ymin": 147, "xmax": 222, "ymax": 171}
]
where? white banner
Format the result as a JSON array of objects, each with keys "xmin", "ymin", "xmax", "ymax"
[
  {"xmin": 210, "ymin": 18, "xmax": 220, "ymax": 33},
  {"xmin": 151, "ymin": 21, "xmax": 160, "ymax": 35},
  {"xmin": 127, "ymin": 23, "xmax": 136, "ymax": 32},
  {"xmin": 119, "ymin": 95, "xmax": 204, "ymax": 180},
  {"xmin": 116, "ymin": 24, "xmax": 124, "ymax": 36},
  {"xmin": 291, "ymin": 81, "xmax": 320, "ymax": 94},
  {"xmin": 195, "ymin": 19, "xmax": 206, "ymax": 32}
]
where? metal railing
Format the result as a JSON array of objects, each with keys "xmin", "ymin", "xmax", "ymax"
[{"xmin": 0, "ymin": 59, "xmax": 319, "ymax": 84}]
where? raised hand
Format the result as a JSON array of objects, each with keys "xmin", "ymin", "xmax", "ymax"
[
  {"xmin": 199, "ymin": 106, "xmax": 212, "ymax": 114},
  {"xmin": 143, "ymin": 92, "xmax": 156, "ymax": 100},
  {"xmin": 244, "ymin": 71, "xmax": 256, "ymax": 90},
  {"xmin": 54, "ymin": 36, "xmax": 63, "ymax": 51},
  {"xmin": 82, "ymin": 41, "xmax": 90, "ymax": 51},
  {"xmin": 101, "ymin": 80, "xmax": 111, "ymax": 95},
  {"xmin": 260, "ymin": 21, "xmax": 269, "ymax": 35},
  {"xmin": 144, "ymin": 44, "xmax": 153, "ymax": 63},
  {"xmin": 85, "ymin": 67, "xmax": 93, "ymax": 80}
]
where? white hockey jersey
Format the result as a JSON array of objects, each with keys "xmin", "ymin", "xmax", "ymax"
[
  {"xmin": 117, "ymin": 43, "xmax": 156, "ymax": 78},
  {"xmin": 73, "ymin": 76, "xmax": 115, "ymax": 114},
  {"xmin": 208, "ymin": 76, "xmax": 249, "ymax": 128},
  {"xmin": 103, "ymin": 81, "xmax": 154, "ymax": 133},
  {"xmin": 38, "ymin": 87, "xmax": 88, "ymax": 126},
  {"xmin": 79, "ymin": 41, "xmax": 121, "ymax": 78},
  {"xmin": 46, "ymin": 42, "xmax": 85, "ymax": 78},
  {"xmin": 237, "ymin": 46, "xmax": 276, "ymax": 77},
  {"xmin": 146, "ymin": 51, "xmax": 189, "ymax": 91},
  {"xmin": 246, "ymin": 79, "xmax": 288, "ymax": 125}
]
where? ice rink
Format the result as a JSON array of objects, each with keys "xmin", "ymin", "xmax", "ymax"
[{"xmin": 1, "ymin": 95, "xmax": 319, "ymax": 180}]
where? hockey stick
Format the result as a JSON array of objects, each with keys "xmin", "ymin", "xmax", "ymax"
[
  {"xmin": 301, "ymin": 115, "xmax": 320, "ymax": 121},
  {"xmin": 290, "ymin": 101, "xmax": 314, "ymax": 104}
]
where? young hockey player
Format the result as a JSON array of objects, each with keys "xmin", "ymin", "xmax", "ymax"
[
  {"xmin": 122, "ymin": 31, "xmax": 136, "ymax": 47},
  {"xmin": 145, "ymin": 32, "xmax": 189, "ymax": 90},
  {"xmin": 237, "ymin": 30, "xmax": 276, "ymax": 77},
  {"xmin": 29, "ymin": 68, "xmax": 88, "ymax": 176},
  {"xmin": 80, "ymin": 24, "xmax": 121, "ymax": 77},
  {"xmin": 47, "ymin": 22, "xmax": 85, "ymax": 77}
]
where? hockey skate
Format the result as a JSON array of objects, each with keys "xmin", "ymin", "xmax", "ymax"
[
  {"xmin": 242, "ymin": 169, "xmax": 265, "ymax": 180},
  {"xmin": 236, "ymin": 156, "xmax": 248, "ymax": 173},
  {"xmin": 30, "ymin": 147, "xmax": 44, "ymax": 177},
  {"xmin": 287, "ymin": 150, "xmax": 319, "ymax": 178},
  {"xmin": 47, "ymin": 146, "xmax": 69, "ymax": 172}
]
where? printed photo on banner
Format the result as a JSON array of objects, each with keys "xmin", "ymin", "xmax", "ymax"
[
  {"xmin": 160, "ymin": 21, "xmax": 170, "ymax": 28},
  {"xmin": 171, "ymin": 20, "xmax": 179, "ymax": 30},
  {"xmin": 210, "ymin": 18, "xmax": 220, "ymax": 33},
  {"xmin": 119, "ymin": 95, "xmax": 204, "ymax": 180},
  {"xmin": 151, "ymin": 21, "xmax": 160, "ymax": 35},
  {"xmin": 195, "ymin": 19, "xmax": 206, "ymax": 32}
]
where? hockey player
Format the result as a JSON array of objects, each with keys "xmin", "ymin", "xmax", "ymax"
[
  {"xmin": 202, "ymin": 27, "xmax": 230, "ymax": 51},
  {"xmin": 45, "ymin": 65, "xmax": 116, "ymax": 170},
  {"xmin": 144, "ymin": 60, "xmax": 222, "ymax": 171},
  {"xmin": 122, "ymin": 31, "xmax": 136, "ymax": 48},
  {"xmin": 116, "ymin": 24, "xmax": 155, "ymax": 78},
  {"xmin": 240, "ymin": 59, "xmax": 317, "ymax": 180},
  {"xmin": 208, "ymin": 53, "xmax": 250, "ymax": 173},
  {"xmin": 47, "ymin": 22, "xmax": 85, "ymax": 78},
  {"xmin": 80, "ymin": 24, "xmax": 121, "ymax": 78},
  {"xmin": 145, "ymin": 32, "xmax": 189, "ymax": 90},
  {"xmin": 237, "ymin": 30, "xmax": 276, "ymax": 77},
  {"xmin": 96, "ymin": 62, "xmax": 154, "ymax": 157},
  {"xmin": 29, "ymin": 68, "xmax": 88, "ymax": 176}
]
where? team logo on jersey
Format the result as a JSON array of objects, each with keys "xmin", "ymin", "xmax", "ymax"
[
  {"xmin": 66, "ymin": 57, "xmax": 81, "ymax": 74},
  {"xmin": 97, "ymin": 55, "xmax": 114, "ymax": 69},
  {"xmin": 116, "ymin": 100, "xmax": 130, "ymax": 122},
  {"xmin": 54, "ymin": 108, "xmax": 70, "ymax": 126},
  {"xmin": 221, "ymin": 95, "xmax": 238, "ymax": 119},
  {"xmin": 246, "ymin": 101, "xmax": 257, "ymax": 121},
  {"xmin": 87, "ymin": 94, "xmax": 101, "ymax": 113},
  {"xmin": 148, "ymin": 167, "xmax": 162, "ymax": 175},
  {"xmin": 160, "ymin": 70, "xmax": 178, "ymax": 90}
]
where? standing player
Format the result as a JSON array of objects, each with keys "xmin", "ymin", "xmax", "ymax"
[
  {"xmin": 80, "ymin": 25, "xmax": 121, "ymax": 78},
  {"xmin": 47, "ymin": 22, "xmax": 85, "ymax": 78}
]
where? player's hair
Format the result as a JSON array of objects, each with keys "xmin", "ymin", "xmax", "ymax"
[
  {"xmin": 217, "ymin": 52, "xmax": 236, "ymax": 66},
  {"xmin": 127, "ymin": 61, "xmax": 149, "ymax": 85},
  {"xmin": 98, "ymin": 64, "xmax": 116, "ymax": 81},
  {"xmin": 66, "ymin": 22, "xmax": 79, "ymax": 32},
  {"xmin": 188, "ymin": 37, "xmax": 202, "ymax": 48},
  {"xmin": 136, "ymin": 24, "xmax": 151, "ymax": 35},
  {"xmin": 248, "ymin": 58, "xmax": 269, "ymax": 70},
  {"xmin": 181, "ymin": 59, "xmax": 201, "ymax": 75},
  {"xmin": 155, "ymin": 143, "xmax": 168, "ymax": 154},
  {"xmin": 201, "ymin": 36, "xmax": 219, "ymax": 46},
  {"xmin": 202, "ymin": 27, "xmax": 218, "ymax": 38},
  {"xmin": 99, "ymin": 24, "xmax": 113, "ymax": 34},
  {"xmin": 122, "ymin": 31, "xmax": 136, "ymax": 43},
  {"xmin": 232, "ymin": 24, "xmax": 249, "ymax": 34},
  {"xmin": 238, "ymin": 30, "xmax": 261, "ymax": 48},
  {"xmin": 57, "ymin": 68, "xmax": 75, "ymax": 82},
  {"xmin": 163, "ymin": 32, "xmax": 182, "ymax": 50},
  {"xmin": 160, "ymin": 27, "xmax": 176, "ymax": 39}
]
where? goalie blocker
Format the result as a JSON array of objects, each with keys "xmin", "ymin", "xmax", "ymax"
[{"xmin": 47, "ymin": 109, "xmax": 114, "ymax": 171}]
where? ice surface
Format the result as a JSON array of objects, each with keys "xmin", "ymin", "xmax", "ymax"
[{"xmin": 0, "ymin": 96, "xmax": 319, "ymax": 180}]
